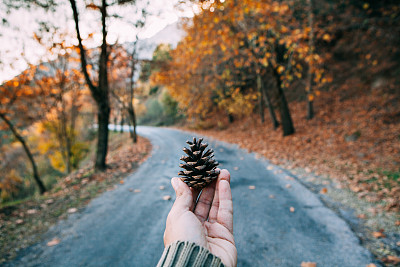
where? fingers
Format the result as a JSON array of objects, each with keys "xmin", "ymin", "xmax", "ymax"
[
  {"xmin": 170, "ymin": 177, "xmax": 193, "ymax": 214},
  {"xmin": 193, "ymin": 179, "xmax": 217, "ymax": 222},
  {"xmin": 217, "ymin": 179, "xmax": 233, "ymax": 233},
  {"xmin": 209, "ymin": 169, "xmax": 231, "ymax": 223},
  {"xmin": 190, "ymin": 187, "xmax": 201, "ymax": 211}
]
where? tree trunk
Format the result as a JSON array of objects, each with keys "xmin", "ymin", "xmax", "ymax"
[
  {"xmin": 0, "ymin": 114, "xmax": 46, "ymax": 194},
  {"xmin": 306, "ymin": 0, "xmax": 315, "ymax": 120},
  {"xmin": 69, "ymin": 0, "xmax": 110, "ymax": 171},
  {"xmin": 256, "ymin": 73, "xmax": 265, "ymax": 123},
  {"xmin": 126, "ymin": 115, "xmax": 134, "ymax": 139},
  {"xmin": 273, "ymin": 68, "xmax": 295, "ymax": 136},
  {"xmin": 228, "ymin": 113, "xmax": 234, "ymax": 123},
  {"xmin": 128, "ymin": 39, "xmax": 138, "ymax": 143},
  {"xmin": 95, "ymin": 102, "xmax": 110, "ymax": 170},
  {"xmin": 114, "ymin": 116, "xmax": 118, "ymax": 132},
  {"xmin": 120, "ymin": 115, "xmax": 124, "ymax": 133},
  {"xmin": 128, "ymin": 105, "xmax": 137, "ymax": 143},
  {"xmin": 260, "ymin": 75, "xmax": 279, "ymax": 129}
]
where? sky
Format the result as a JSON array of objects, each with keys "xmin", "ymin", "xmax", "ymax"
[{"xmin": 0, "ymin": 0, "xmax": 194, "ymax": 83}]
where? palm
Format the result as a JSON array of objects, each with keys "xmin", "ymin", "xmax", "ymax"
[{"xmin": 164, "ymin": 170, "xmax": 237, "ymax": 267}]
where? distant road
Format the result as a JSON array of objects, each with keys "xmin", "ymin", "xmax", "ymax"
[{"xmin": 7, "ymin": 126, "xmax": 376, "ymax": 266}]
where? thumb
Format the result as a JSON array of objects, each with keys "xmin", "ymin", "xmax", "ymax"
[{"xmin": 171, "ymin": 177, "xmax": 193, "ymax": 211}]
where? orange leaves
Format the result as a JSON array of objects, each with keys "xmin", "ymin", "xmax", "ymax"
[
  {"xmin": 86, "ymin": 3, "xmax": 100, "ymax": 10},
  {"xmin": 47, "ymin": 238, "xmax": 61, "ymax": 247},
  {"xmin": 371, "ymin": 231, "xmax": 386, "ymax": 239},
  {"xmin": 301, "ymin": 262, "xmax": 316, "ymax": 267}
]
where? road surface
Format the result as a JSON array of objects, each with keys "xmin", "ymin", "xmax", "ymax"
[{"xmin": 7, "ymin": 126, "xmax": 376, "ymax": 266}]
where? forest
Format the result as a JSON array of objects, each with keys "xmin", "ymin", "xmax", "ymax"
[{"xmin": 0, "ymin": 0, "xmax": 399, "ymax": 265}]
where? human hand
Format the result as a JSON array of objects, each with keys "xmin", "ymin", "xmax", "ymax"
[{"xmin": 164, "ymin": 169, "xmax": 237, "ymax": 267}]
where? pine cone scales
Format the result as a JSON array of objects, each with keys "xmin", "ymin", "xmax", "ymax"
[{"xmin": 178, "ymin": 137, "xmax": 220, "ymax": 189}]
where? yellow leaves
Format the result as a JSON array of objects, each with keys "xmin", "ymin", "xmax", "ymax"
[
  {"xmin": 363, "ymin": 3, "xmax": 370, "ymax": 9},
  {"xmin": 50, "ymin": 151, "xmax": 66, "ymax": 173},
  {"xmin": 277, "ymin": 66, "xmax": 285, "ymax": 74},
  {"xmin": 261, "ymin": 57, "xmax": 269, "ymax": 67},
  {"xmin": 322, "ymin": 34, "xmax": 331, "ymax": 41},
  {"xmin": 220, "ymin": 43, "xmax": 227, "ymax": 52},
  {"xmin": 308, "ymin": 94, "xmax": 314, "ymax": 102},
  {"xmin": 0, "ymin": 169, "xmax": 23, "ymax": 201},
  {"xmin": 13, "ymin": 81, "xmax": 20, "ymax": 87}
]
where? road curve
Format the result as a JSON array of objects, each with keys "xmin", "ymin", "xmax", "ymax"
[{"xmin": 6, "ymin": 126, "xmax": 375, "ymax": 267}]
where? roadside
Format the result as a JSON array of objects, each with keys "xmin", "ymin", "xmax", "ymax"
[
  {"xmin": 0, "ymin": 133, "xmax": 151, "ymax": 264},
  {"xmin": 181, "ymin": 105, "xmax": 400, "ymax": 266}
]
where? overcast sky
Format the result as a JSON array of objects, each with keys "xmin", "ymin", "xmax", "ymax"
[{"xmin": 0, "ymin": 0, "xmax": 193, "ymax": 83}]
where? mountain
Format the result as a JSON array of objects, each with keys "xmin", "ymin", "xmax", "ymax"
[{"xmin": 136, "ymin": 22, "xmax": 185, "ymax": 60}]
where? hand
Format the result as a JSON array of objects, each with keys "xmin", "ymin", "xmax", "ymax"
[{"xmin": 164, "ymin": 169, "xmax": 237, "ymax": 267}]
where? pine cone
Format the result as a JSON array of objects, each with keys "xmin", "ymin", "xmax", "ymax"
[{"xmin": 178, "ymin": 137, "xmax": 220, "ymax": 189}]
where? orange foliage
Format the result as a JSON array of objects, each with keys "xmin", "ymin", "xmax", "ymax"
[{"xmin": 153, "ymin": 0, "xmax": 327, "ymax": 121}]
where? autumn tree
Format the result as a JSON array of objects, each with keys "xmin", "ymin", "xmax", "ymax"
[
  {"xmin": 157, "ymin": 0, "xmax": 329, "ymax": 135},
  {"xmin": 69, "ymin": 0, "xmax": 140, "ymax": 170},
  {"xmin": 0, "ymin": 68, "xmax": 51, "ymax": 194}
]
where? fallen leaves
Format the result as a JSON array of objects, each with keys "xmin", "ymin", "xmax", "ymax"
[
  {"xmin": 290, "ymin": 207, "xmax": 295, "ymax": 212},
  {"xmin": 47, "ymin": 238, "xmax": 60, "ymax": 247},
  {"xmin": 191, "ymin": 87, "xmax": 400, "ymax": 213},
  {"xmin": 67, "ymin": 208, "xmax": 77, "ymax": 214},
  {"xmin": 285, "ymin": 184, "xmax": 292, "ymax": 189},
  {"xmin": 233, "ymin": 166, "xmax": 239, "ymax": 171},
  {"xmin": 382, "ymin": 255, "xmax": 400, "ymax": 265},
  {"xmin": 357, "ymin": 214, "xmax": 366, "ymax": 219},
  {"xmin": 320, "ymin": 188, "xmax": 328, "ymax": 194},
  {"xmin": 26, "ymin": 209, "xmax": 37, "ymax": 215},
  {"xmin": 134, "ymin": 189, "xmax": 141, "ymax": 193},
  {"xmin": 248, "ymin": 185, "xmax": 256, "ymax": 190},
  {"xmin": 301, "ymin": 261, "xmax": 316, "ymax": 267},
  {"xmin": 269, "ymin": 194, "xmax": 275, "ymax": 199},
  {"xmin": 163, "ymin": 195, "xmax": 171, "ymax": 201},
  {"xmin": 159, "ymin": 186, "xmax": 165, "ymax": 190},
  {"xmin": 45, "ymin": 199, "xmax": 54, "ymax": 204},
  {"xmin": 366, "ymin": 264, "xmax": 376, "ymax": 267},
  {"xmin": 0, "ymin": 134, "xmax": 152, "ymax": 264},
  {"xmin": 371, "ymin": 231, "xmax": 386, "ymax": 239}
]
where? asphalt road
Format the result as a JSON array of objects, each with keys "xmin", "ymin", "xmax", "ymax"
[{"xmin": 7, "ymin": 126, "xmax": 376, "ymax": 267}]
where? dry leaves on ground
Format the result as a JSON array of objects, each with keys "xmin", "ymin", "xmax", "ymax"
[
  {"xmin": 301, "ymin": 262, "xmax": 316, "ymax": 267},
  {"xmin": 47, "ymin": 238, "xmax": 60, "ymax": 247}
]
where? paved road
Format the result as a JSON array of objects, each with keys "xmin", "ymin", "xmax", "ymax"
[{"xmin": 7, "ymin": 126, "xmax": 376, "ymax": 267}]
